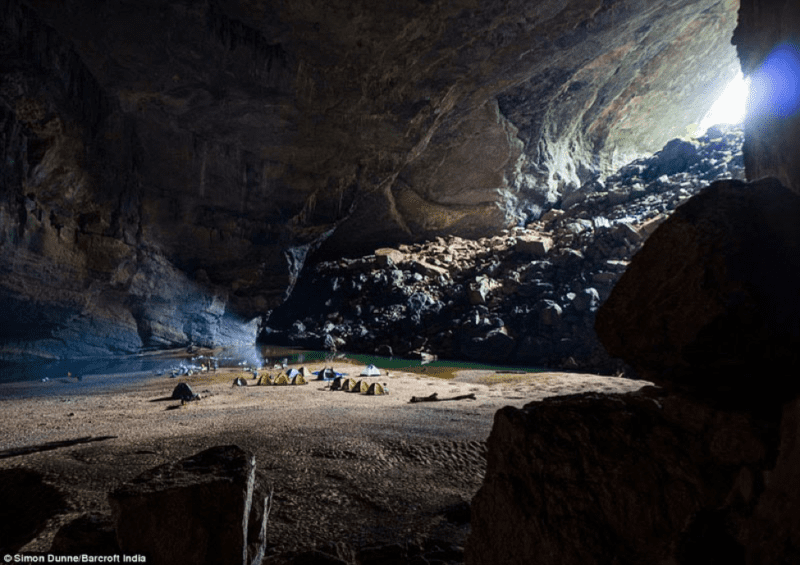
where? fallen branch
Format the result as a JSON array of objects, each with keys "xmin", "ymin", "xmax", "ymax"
[{"xmin": 409, "ymin": 392, "xmax": 476, "ymax": 403}]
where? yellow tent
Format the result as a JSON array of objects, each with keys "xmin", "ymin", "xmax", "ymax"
[
  {"xmin": 366, "ymin": 382, "xmax": 387, "ymax": 395},
  {"xmin": 340, "ymin": 378, "xmax": 357, "ymax": 392},
  {"xmin": 352, "ymin": 380, "xmax": 370, "ymax": 393}
]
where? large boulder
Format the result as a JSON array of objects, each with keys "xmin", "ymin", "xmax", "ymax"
[
  {"xmin": 595, "ymin": 178, "xmax": 800, "ymax": 405},
  {"xmin": 466, "ymin": 389, "xmax": 800, "ymax": 565},
  {"xmin": 109, "ymin": 445, "xmax": 269, "ymax": 565}
]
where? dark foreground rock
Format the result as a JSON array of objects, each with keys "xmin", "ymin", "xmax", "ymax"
[
  {"xmin": 50, "ymin": 513, "xmax": 120, "ymax": 555},
  {"xmin": 109, "ymin": 445, "xmax": 268, "ymax": 565},
  {"xmin": 466, "ymin": 388, "xmax": 800, "ymax": 565},
  {"xmin": 0, "ymin": 468, "xmax": 68, "ymax": 553},
  {"xmin": 468, "ymin": 175, "xmax": 800, "ymax": 564},
  {"xmin": 596, "ymin": 177, "xmax": 800, "ymax": 405}
]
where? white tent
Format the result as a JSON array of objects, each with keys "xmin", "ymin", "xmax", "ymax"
[{"xmin": 360, "ymin": 364, "xmax": 381, "ymax": 377}]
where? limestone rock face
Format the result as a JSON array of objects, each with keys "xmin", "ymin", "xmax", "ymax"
[
  {"xmin": 595, "ymin": 178, "xmax": 800, "ymax": 403},
  {"xmin": 466, "ymin": 389, "xmax": 800, "ymax": 565},
  {"xmin": 0, "ymin": 0, "xmax": 740, "ymax": 358},
  {"xmin": 266, "ymin": 127, "xmax": 746, "ymax": 371},
  {"xmin": 733, "ymin": 0, "xmax": 800, "ymax": 194}
]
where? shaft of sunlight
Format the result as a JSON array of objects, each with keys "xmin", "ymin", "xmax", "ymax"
[{"xmin": 697, "ymin": 71, "xmax": 749, "ymax": 135}]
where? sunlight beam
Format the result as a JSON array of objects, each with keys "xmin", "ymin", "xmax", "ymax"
[{"xmin": 697, "ymin": 71, "xmax": 749, "ymax": 135}]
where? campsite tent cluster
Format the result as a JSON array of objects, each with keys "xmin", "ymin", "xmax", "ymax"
[
  {"xmin": 254, "ymin": 366, "xmax": 310, "ymax": 386},
  {"xmin": 170, "ymin": 363, "xmax": 390, "ymax": 404},
  {"xmin": 330, "ymin": 377, "xmax": 388, "ymax": 395},
  {"xmin": 238, "ymin": 364, "xmax": 388, "ymax": 395}
]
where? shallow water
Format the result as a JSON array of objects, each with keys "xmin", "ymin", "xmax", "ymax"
[
  {"xmin": 0, "ymin": 345, "xmax": 265, "ymax": 386},
  {"xmin": 0, "ymin": 356, "xmax": 174, "ymax": 385},
  {"xmin": 0, "ymin": 344, "xmax": 545, "ymax": 399}
]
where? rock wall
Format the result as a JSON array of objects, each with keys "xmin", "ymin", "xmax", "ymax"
[
  {"xmin": 733, "ymin": 0, "xmax": 800, "ymax": 193},
  {"xmin": 1, "ymin": 0, "xmax": 739, "ymax": 358},
  {"xmin": 466, "ymin": 178, "xmax": 800, "ymax": 564}
]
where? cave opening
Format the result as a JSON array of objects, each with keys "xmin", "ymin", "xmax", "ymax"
[{"xmin": 696, "ymin": 70, "xmax": 749, "ymax": 136}]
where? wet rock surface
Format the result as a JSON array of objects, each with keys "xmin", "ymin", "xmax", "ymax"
[{"xmin": 268, "ymin": 127, "xmax": 745, "ymax": 372}]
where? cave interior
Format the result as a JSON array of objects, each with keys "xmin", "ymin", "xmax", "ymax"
[{"xmin": 1, "ymin": 0, "xmax": 800, "ymax": 562}]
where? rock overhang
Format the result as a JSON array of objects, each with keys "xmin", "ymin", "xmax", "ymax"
[{"xmin": 0, "ymin": 0, "xmax": 743, "ymax": 358}]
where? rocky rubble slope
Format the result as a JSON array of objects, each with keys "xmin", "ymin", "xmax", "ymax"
[
  {"xmin": 267, "ymin": 125, "xmax": 744, "ymax": 371},
  {"xmin": 1, "ymin": 0, "xmax": 740, "ymax": 360}
]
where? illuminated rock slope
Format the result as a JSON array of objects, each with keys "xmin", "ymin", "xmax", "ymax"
[
  {"xmin": 268, "ymin": 126, "xmax": 745, "ymax": 371},
  {"xmin": 1, "ymin": 0, "xmax": 739, "ymax": 358}
]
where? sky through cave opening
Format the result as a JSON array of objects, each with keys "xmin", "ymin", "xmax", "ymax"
[
  {"xmin": 695, "ymin": 42, "xmax": 800, "ymax": 137},
  {"xmin": 696, "ymin": 70, "xmax": 749, "ymax": 136}
]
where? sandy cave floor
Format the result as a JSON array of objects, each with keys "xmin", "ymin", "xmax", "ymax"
[{"xmin": 0, "ymin": 361, "xmax": 650, "ymax": 558}]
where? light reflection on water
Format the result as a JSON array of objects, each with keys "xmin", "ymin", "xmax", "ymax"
[
  {"xmin": 0, "ymin": 344, "xmax": 544, "ymax": 398},
  {"xmin": 0, "ymin": 345, "xmax": 265, "ymax": 385}
]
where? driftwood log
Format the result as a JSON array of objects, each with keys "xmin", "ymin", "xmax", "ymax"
[{"xmin": 409, "ymin": 392, "xmax": 476, "ymax": 403}]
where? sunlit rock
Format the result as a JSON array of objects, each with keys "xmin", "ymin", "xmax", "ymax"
[{"xmin": 0, "ymin": 0, "xmax": 742, "ymax": 358}]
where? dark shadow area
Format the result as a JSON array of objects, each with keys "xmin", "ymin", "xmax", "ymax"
[
  {"xmin": 0, "ymin": 436, "xmax": 117, "ymax": 460},
  {"xmin": 0, "ymin": 468, "xmax": 69, "ymax": 552}
]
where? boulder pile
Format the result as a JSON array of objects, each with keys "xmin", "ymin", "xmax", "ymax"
[
  {"xmin": 267, "ymin": 126, "xmax": 744, "ymax": 371},
  {"xmin": 465, "ymin": 176, "xmax": 800, "ymax": 563}
]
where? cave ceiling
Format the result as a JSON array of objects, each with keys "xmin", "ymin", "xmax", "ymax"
[{"xmin": 0, "ymin": 0, "xmax": 741, "ymax": 357}]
